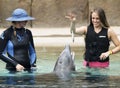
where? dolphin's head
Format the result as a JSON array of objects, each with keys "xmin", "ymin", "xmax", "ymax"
[{"xmin": 53, "ymin": 44, "xmax": 75, "ymax": 80}]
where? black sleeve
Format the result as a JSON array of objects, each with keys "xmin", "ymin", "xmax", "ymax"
[{"xmin": 0, "ymin": 30, "xmax": 18, "ymax": 66}]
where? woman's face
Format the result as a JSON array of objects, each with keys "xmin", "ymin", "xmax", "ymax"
[
  {"xmin": 91, "ymin": 12, "xmax": 101, "ymax": 28},
  {"xmin": 13, "ymin": 21, "xmax": 27, "ymax": 28}
]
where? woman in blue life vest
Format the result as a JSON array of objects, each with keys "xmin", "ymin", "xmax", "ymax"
[
  {"xmin": 66, "ymin": 7, "xmax": 120, "ymax": 68},
  {"xmin": 0, "ymin": 8, "xmax": 37, "ymax": 72}
]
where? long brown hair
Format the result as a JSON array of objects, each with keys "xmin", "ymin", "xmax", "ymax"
[{"xmin": 89, "ymin": 7, "xmax": 110, "ymax": 28}]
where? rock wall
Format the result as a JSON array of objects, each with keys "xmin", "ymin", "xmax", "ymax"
[
  {"xmin": 0, "ymin": 0, "xmax": 32, "ymax": 28},
  {"xmin": 0, "ymin": 0, "xmax": 119, "ymax": 28},
  {"xmin": 32, "ymin": 0, "xmax": 88, "ymax": 27}
]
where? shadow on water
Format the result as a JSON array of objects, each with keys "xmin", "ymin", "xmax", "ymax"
[{"xmin": 0, "ymin": 46, "xmax": 120, "ymax": 88}]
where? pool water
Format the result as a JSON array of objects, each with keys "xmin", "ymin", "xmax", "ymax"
[{"xmin": 0, "ymin": 46, "xmax": 120, "ymax": 88}]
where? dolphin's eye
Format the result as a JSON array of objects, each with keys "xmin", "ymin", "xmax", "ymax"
[{"xmin": 59, "ymin": 61, "xmax": 62, "ymax": 64}]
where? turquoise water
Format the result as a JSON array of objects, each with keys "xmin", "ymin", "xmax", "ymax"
[{"xmin": 0, "ymin": 46, "xmax": 120, "ymax": 87}]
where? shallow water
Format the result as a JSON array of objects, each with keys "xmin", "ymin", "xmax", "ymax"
[{"xmin": 0, "ymin": 46, "xmax": 120, "ymax": 88}]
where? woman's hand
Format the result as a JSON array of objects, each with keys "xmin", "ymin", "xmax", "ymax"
[
  {"xmin": 65, "ymin": 13, "xmax": 76, "ymax": 21},
  {"xmin": 99, "ymin": 51, "xmax": 110, "ymax": 60},
  {"xmin": 16, "ymin": 64, "xmax": 24, "ymax": 71}
]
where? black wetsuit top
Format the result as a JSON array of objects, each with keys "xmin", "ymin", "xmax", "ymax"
[
  {"xmin": 84, "ymin": 25, "xmax": 110, "ymax": 62},
  {"xmin": 0, "ymin": 26, "xmax": 36, "ymax": 71}
]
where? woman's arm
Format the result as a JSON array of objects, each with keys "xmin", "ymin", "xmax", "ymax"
[
  {"xmin": 100, "ymin": 28, "xmax": 120, "ymax": 60},
  {"xmin": 0, "ymin": 31, "xmax": 24, "ymax": 71},
  {"xmin": 66, "ymin": 13, "xmax": 87, "ymax": 35},
  {"xmin": 109, "ymin": 28, "xmax": 120, "ymax": 53},
  {"xmin": 27, "ymin": 29, "xmax": 37, "ymax": 67}
]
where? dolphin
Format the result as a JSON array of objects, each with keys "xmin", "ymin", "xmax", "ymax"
[{"xmin": 53, "ymin": 44, "xmax": 75, "ymax": 80}]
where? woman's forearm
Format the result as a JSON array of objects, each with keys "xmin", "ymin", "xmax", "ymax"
[{"xmin": 0, "ymin": 53, "xmax": 18, "ymax": 66}]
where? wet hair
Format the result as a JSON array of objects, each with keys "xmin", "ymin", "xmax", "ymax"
[{"xmin": 89, "ymin": 7, "xmax": 110, "ymax": 28}]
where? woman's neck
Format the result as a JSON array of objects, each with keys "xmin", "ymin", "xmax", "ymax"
[{"xmin": 94, "ymin": 26, "xmax": 102, "ymax": 33}]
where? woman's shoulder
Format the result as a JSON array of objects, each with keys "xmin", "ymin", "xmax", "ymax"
[
  {"xmin": 0, "ymin": 26, "xmax": 13, "ymax": 39},
  {"xmin": 107, "ymin": 27, "xmax": 117, "ymax": 39},
  {"xmin": 4, "ymin": 26, "xmax": 13, "ymax": 34},
  {"xmin": 107, "ymin": 27, "xmax": 114, "ymax": 34},
  {"xmin": 25, "ymin": 29, "xmax": 32, "ymax": 33},
  {"xmin": 25, "ymin": 29, "xmax": 33, "ymax": 37}
]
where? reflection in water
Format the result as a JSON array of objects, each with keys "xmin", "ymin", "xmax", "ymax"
[
  {"xmin": 0, "ymin": 72, "xmax": 120, "ymax": 88},
  {"xmin": 0, "ymin": 46, "xmax": 120, "ymax": 87},
  {"xmin": 4, "ymin": 75, "xmax": 35, "ymax": 85}
]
